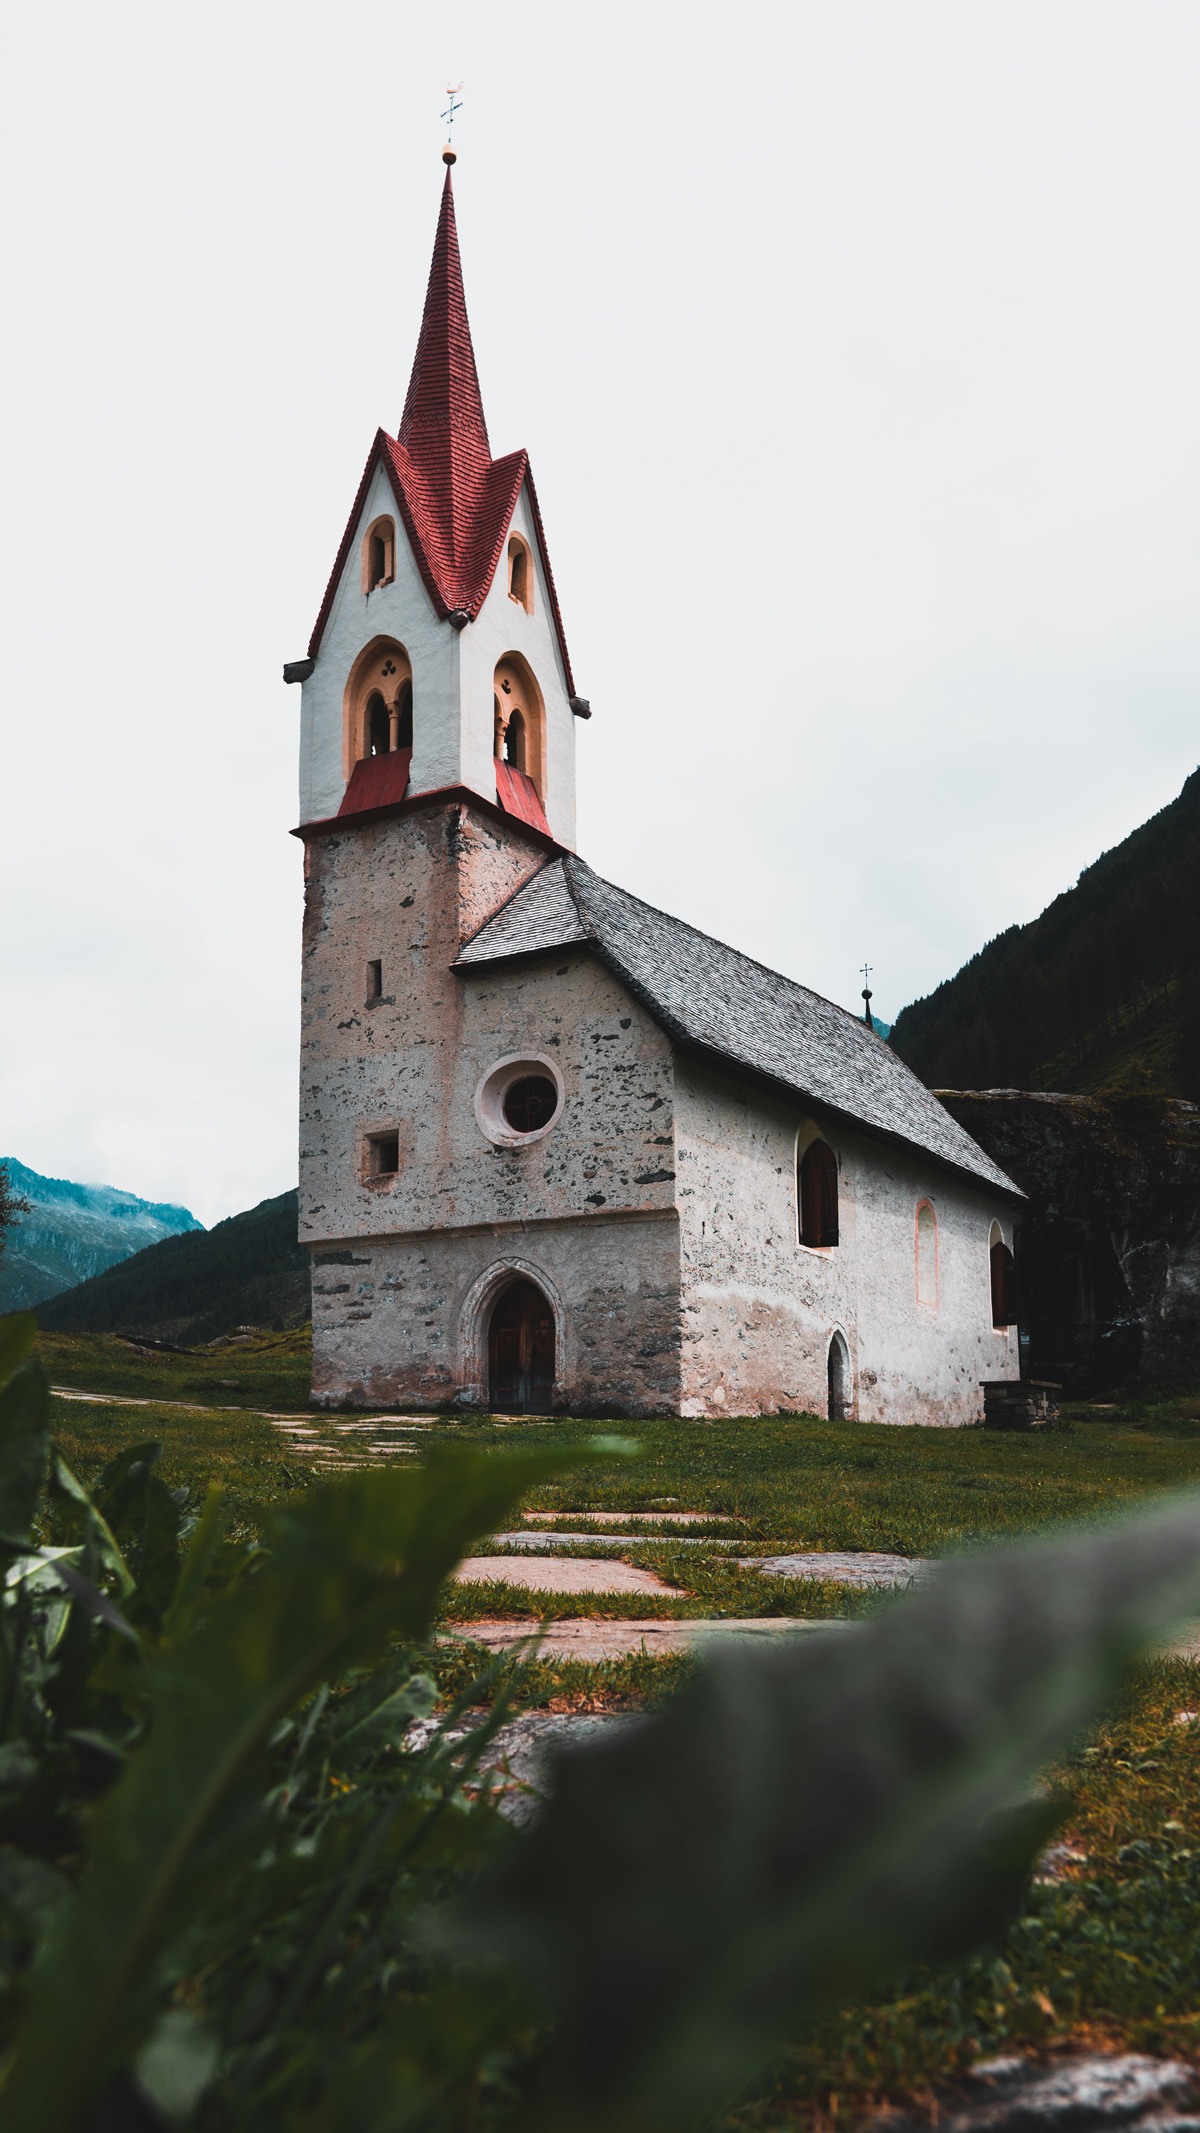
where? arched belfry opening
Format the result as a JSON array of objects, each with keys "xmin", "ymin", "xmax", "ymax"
[
  {"xmin": 828, "ymin": 1331, "xmax": 850, "ymax": 1422},
  {"xmin": 343, "ymin": 639, "xmax": 414, "ymax": 778},
  {"xmin": 488, "ymin": 1277, "xmax": 555, "ymax": 1414},
  {"xmin": 493, "ymin": 655, "xmax": 545, "ymax": 797},
  {"xmin": 366, "ymin": 692, "xmax": 389, "ymax": 757}
]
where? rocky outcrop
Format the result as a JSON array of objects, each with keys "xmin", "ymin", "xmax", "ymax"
[{"xmin": 938, "ymin": 1092, "xmax": 1200, "ymax": 1390}]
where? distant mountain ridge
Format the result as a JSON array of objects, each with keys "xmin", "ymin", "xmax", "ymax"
[
  {"xmin": 889, "ymin": 767, "xmax": 1200, "ymax": 1098},
  {"xmin": 0, "ymin": 1159, "xmax": 201, "ymax": 1315},
  {"xmin": 36, "ymin": 1189, "xmax": 309, "ymax": 1343}
]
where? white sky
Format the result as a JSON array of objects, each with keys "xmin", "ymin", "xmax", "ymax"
[{"xmin": 2, "ymin": 0, "xmax": 1198, "ymax": 1226}]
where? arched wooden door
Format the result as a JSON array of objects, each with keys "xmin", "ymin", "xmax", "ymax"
[{"xmin": 488, "ymin": 1278, "xmax": 555, "ymax": 1414}]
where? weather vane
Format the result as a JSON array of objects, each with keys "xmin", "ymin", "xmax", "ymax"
[{"xmin": 861, "ymin": 962, "xmax": 874, "ymax": 1029}]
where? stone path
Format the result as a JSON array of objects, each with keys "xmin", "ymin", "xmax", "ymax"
[
  {"xmin": 51, "ymin": 1387, "xmax": 437, "ymax": 1474},
  {"xmin": 445, "ymin": 1616, "xmax": 841, "ymax": 1660}
]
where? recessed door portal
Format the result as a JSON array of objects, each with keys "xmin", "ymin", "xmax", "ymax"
[{"xmin": 488, "ymin": 1278, "xmax": 555, "ymax": 1415}]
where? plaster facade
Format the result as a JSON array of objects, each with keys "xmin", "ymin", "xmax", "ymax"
[{"xmin": 674, "ymin": 1060, "xmax": 1017, "ymax": 1424}]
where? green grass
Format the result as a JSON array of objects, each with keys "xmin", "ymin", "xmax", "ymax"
[{"xmin": 38, "ymin": 1326, "xmax": 314, "ymax": 1411}]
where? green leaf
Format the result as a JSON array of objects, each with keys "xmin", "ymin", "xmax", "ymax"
[
  {"xmin": 0, "ymin": 1313, "xmax": 37, "ymax": 1388},
  {"xmin": 452, "ymin": 1486, "xmax": 1200, "ymax": 2131},
  {"xmin": 50, "ymin": 1457, "xmax": 137, "ymax": 1598},
  {"xmin": 0, "ymin": 1358, "xmax": 51, "ymax": 1550},
  {"xmin": 1, "ymin": 1439, "xmax": 615, "ymax": 2129},
  {"xmin": 332, "ymin": 1671, "xmax": 439, "ymax": 1766}
]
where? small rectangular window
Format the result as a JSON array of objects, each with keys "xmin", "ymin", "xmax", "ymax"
[
  {"xmin": 366, "ymin": 1131, "xmax": 399, "ymax": 1176},
  {"xmin": 366, "ymin": 960, "xmax": 382, "ymax": 1000}
]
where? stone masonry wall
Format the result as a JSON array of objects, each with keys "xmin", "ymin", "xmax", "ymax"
[
  {"xmin": 310, "ymin": 1211, "xmax": 681, "ymax": 1414},
  {"xmin": 300, "ymin": 800, "xmax": 683, "ymax": 1407}
]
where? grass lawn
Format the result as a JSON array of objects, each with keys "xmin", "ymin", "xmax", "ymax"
[{"xmin": 32, "ymin": 1325, "xmax": 1200, "ymax": 2119}]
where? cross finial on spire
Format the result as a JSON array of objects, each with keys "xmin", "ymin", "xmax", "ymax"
[
  {"xmin": 861, "ymin": 962, "xmax": 874, "ymax": 1028},
  {"xmin": 442, "ymin": 81, "xmax": 464, "ymax": 164}
]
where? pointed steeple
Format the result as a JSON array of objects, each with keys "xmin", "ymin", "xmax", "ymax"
[
  {"xmin": 305, "ymin": 165, "xmax": 576, "ymax": 699},
  {"xmin": 397, "ymin": 170, "xmax": 491, "ymax": 562}
]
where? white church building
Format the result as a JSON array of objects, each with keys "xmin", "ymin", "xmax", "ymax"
[{"xmin": 288, "ymin": 160, "xmax": 1022, "ymax": 1424}]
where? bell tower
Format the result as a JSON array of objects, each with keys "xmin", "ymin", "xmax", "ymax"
[
  {"xmin": 290, "ymin": 158, "xmax": 592, "ymax": 1394},
  {"xmin": 289, "ymin": 153, "xmax": 587, "ymax": 849}
]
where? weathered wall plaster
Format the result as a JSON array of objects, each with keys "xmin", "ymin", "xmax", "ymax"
[{"xmin": 674, "ymin": 1061, "xmax": 1017, "ymax": 1423}]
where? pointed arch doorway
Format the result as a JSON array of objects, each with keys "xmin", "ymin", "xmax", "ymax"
[{"xmin": 488, "ymin": 1278, "xmax": 556, "ymax": 1414}]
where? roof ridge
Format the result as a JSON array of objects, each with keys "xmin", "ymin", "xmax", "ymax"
[{"xmin": 566, "ymin": 856, "xmax": 889, "ymax": 1046}]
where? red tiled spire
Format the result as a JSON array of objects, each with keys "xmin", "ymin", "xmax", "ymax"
[
  {"xmin": 307, "ymin": 170, "xmax": 575, "ymax": 692},
  {"xmin": 397, "ymin": 170, "xmax": 491, "ymax": 536}
]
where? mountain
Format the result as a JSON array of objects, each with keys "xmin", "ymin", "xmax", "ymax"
[
  {"xmin": 889, "ymin": 767, "xmax": 1200, "ymax": 1098},
  {"xmin": 35, "ymin": 1189, "xmax": 309, "ymax": 1343},
  {"xmin": 0, "ymin": 1159, "xmax": 201, "ymax": 1315}
]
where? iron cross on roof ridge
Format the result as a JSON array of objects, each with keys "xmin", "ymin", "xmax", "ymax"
[{"xmin": 442, "ymin": 82, "xmax": 464, "ymax": 138}]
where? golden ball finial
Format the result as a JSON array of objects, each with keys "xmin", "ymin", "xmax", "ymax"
[{"xmin": 442, "ymin": 144, "xmax": 457, "ymax": 165}]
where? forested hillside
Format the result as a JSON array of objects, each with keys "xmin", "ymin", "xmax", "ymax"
[
  {"xmin": 889, "ymin": 767, "xmax": 1200, "ymax": 1097},
  {"xmin": 36, "ymin": 1189, "xmax": 309, "ymax": 1343}
]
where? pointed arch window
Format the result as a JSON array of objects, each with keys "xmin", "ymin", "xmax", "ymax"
[
  {"xmin": 990, "ymin": 1220, "xmax": 1016, "ymax": 1328},
  {"xmin": 799, "ymin": 1138, "xmax": 838, "ymax": 1247},
  {"xmin": 508, "ymin": 536, "xmax": 532, "ymax": 613},
  {"xmin": 362, "ymin": 518, "xmax": 396, "ymax": 594},
  {"xmin": 916, "ymin": 1201, "xmax": 939, "ymax": 1309}
]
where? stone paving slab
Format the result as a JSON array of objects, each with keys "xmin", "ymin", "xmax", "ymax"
[
  {"xmin": 744, "ymin": 1549, "xmax": 933, "ymax": 1586},
  {"xmin": 489, "ymin": 1531, "xmax": 739, "ymax": 1552},
  {"xmin": 405, "ymin": 1709, "xmax": 644, "ymax": 1825},
  {"xmin": 521, "ymin": 1510, "xmax": 737, "ymax": 1527},
  {"xmin": 454, "ymin": 1557, "xmax": 677, "ymax": 1595},
  {"xmin": 444, "ymin": 1616, "xmax": 838, "ymax": 1660},
  {"xmin": 877, "ymin": 2052, "xmax": 1198, "ymax": 2133}
]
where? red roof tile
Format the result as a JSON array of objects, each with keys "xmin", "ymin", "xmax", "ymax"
[
  {"xmin": 307, "ymin": 174, "xmax": 575, "ymax": 692},
  {"xmin": 495, "ymin": 756, "xmax": 551, "ymax": 837}
]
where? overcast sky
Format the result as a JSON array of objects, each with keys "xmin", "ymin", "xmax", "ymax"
[{"xmin": 3, "ymin": 0, "xmax": 1198, "ymax": 1226}]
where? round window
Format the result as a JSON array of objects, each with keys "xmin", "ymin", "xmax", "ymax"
[
  {"xmin": 503, "ymin": 1075, "xmax": 558, "ymax": 1133},
  {"xmin": 474, "ymin": 1053, "xmax": 565, "ymax": 1148}
]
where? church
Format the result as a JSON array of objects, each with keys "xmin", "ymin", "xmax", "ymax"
[{"xmin": 288, "ymin": 158, "xmax": 1022, "ymax": 1425}]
